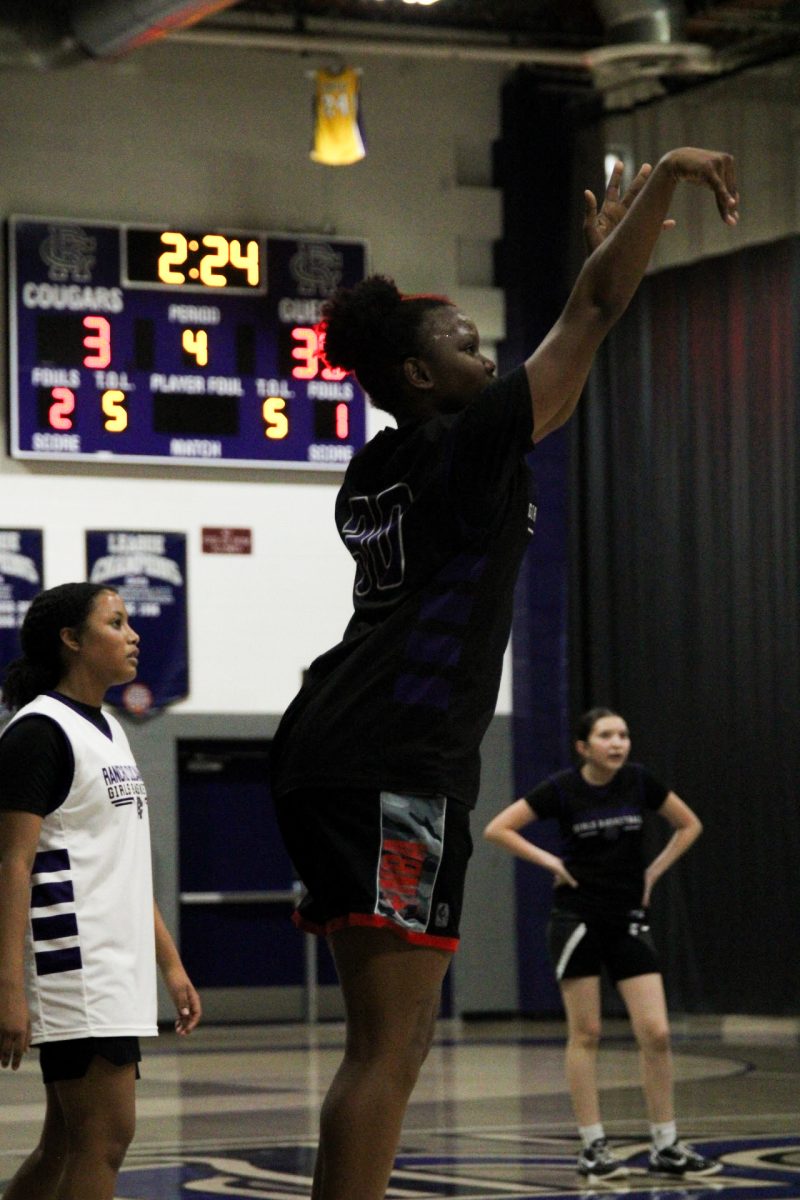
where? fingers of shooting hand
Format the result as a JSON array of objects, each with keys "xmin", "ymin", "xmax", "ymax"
[
  {"xmin": 668, "ymin": 149, "xmax": 732, "ymax": 222},
  {"xmin": 712, "ymin": 151, "xmax": 738, "ymax": 223},
  {"xmin": 604, "ymin": 159, "xmax": 623, "ymax": 202},
  {"xmin": 620, "ymin": 161, "xmax": 652, "ymax": 209},
  {"xmin": 722, "ymin": 152, "xmax": 739, "ymax": 221},
  {"xmin": 583, "ymin": 190, "xmax": 601, "ymax": 254}
]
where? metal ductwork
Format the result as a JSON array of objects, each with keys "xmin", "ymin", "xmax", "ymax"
[
  {"xmin": 585, "ymin": 0, "xmax": 715, "ymax": 101},
  {"xmin": 0, "ymin": 0, "xmax": 240, "ymax": 66},
  {"xmin": 594, "ymin": 0, "xmax": 686, "ymax": 45},
  {"xmin": 68, "ymin": 0, "xmax": 239, "ymax": 58}
]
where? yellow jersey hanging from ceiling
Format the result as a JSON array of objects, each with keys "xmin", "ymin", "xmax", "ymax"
[{"xmin": 310, "ymin": 67, "xmax": 367, "ymax": 167}]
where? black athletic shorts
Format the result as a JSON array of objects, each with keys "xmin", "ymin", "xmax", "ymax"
[
  {"xmin": 275, "ymin": 787, "xmax": 472, "ymax": 950},
  {"xmin": 547, "ymin": 907, "xmax": 660, "ymax": 984},
  {"xmin": 39, "ymin": 1036, "xmax": 142, "ymax": 1084}
]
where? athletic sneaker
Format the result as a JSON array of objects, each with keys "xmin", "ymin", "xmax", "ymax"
[
  {"xmin": 577, "ymin": 1138, "xmax": 630, "ymax": 1182},
  {"xmin": 648, "ymin": 1140, "xmax": 722, "ymax": 1177}
]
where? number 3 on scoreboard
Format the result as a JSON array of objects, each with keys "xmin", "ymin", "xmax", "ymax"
[{"xmin": 82, "ymin": 315, "xmax": 111, "ymax": 368}]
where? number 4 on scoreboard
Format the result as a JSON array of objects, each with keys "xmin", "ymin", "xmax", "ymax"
[{"xmin": 182, "ymin": 328, "xmax": 209, "ymax": 367}]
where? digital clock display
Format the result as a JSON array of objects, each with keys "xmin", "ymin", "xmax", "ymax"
[
  {"xmin": 8, "ymin": 216, "xmax": 368, "ymax": 469},
  {"xmin": 125, "ymin": 228, "xmax": 263, "ymax": 292}
]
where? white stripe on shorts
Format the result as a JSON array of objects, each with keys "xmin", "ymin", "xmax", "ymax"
[{"xmin": 555, "ymin": 921, "xmax": 588, "ymax": 980}]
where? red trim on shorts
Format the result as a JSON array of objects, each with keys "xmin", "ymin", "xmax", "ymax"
[{"xmin": 291, "ymin": 909, "xmax": 459, "ymax": 951}]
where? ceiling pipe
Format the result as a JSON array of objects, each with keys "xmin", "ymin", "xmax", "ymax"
[{"xmin": 170, "ymin": 23, "xmax": 592, "ymax": 68}]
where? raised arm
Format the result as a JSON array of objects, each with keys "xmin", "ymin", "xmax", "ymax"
[
  {"xmin": 483, "ymin": 798, "xmax": 578, "ymax": 889},
  {"xmin": 0, "ymin": 811, "xmax": 42, "ymax": 1070},
  {"xmin": 528, "ymin": 147, "xmax": 738, "ymax": 442}
]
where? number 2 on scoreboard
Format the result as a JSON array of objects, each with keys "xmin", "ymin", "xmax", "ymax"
[{"xmin": 49, "ymin": 387, "xmax": 75, "ymax": 430}]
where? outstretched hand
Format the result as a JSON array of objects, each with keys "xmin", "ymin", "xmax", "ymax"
[
  {"xmin": 662, "ymin": 146, "xmax": 739, "ymax": 224},
  {"xmin": 584, "ymin": 160, "xmax": 676, "ymax": 254}
]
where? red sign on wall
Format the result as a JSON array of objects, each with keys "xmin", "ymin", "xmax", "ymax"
[{"xmin": 202, "ymin": 527, "xmax": 252, "ymax": 555}]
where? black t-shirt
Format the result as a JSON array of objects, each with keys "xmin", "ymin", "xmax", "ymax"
[
  {"xmin": 272, "ymin": 366, "xmax": 535, "ymax": 809},
  {"xmin": 525, "ymin": 764, "xmax": 669, "ymax": 921},
  {"xmin": 0, "ymin": 693, "xmax": 112, "ymax": 817}
]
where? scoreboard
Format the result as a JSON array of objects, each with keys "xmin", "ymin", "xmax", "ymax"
[{"xmin": 8, "ymin": 216, "xmax": 368, "ymax": 470}]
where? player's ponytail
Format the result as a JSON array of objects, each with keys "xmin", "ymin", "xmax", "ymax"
[
  {"xmin": 2, "ymin": 582, "xmax": 113, "ymax": 712},
  {"xmin": 321, "ymin": 275, "xmax": 452, "ymax": 417}
]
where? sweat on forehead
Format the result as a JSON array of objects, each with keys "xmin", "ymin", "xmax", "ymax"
[{"xmin": 422, "ymin": 306, "xmax": 472, "ymax": 338}]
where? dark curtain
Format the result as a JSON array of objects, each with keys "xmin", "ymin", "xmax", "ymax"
[
  {"xmin": 497, "ymin": 70, "xmax": 602, "ymax": 1012},
  {"xmin": 571, "ymin": 236, "xmax": 800, "ymax": 1013}
]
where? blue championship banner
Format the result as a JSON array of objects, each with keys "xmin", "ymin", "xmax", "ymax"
[
  {"xmin": 0, "ymin": 529, "xmax": 44, "ymax": 676},
  {"xmin": 86, "ymin": 531, "xmax": 188, "ymax": 714}
]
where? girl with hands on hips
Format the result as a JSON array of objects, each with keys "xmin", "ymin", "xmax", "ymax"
[{"xmin": 484, "ymin": 709, "xmax": 718, "ymax": 1186}]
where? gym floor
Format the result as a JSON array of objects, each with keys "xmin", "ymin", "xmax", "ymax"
[{"xmin": 1, "ymin": 1015, "xmax": 798, "ymax": 1198}]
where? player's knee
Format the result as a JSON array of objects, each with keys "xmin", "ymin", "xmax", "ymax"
[
  {"xmin": 637, "ymin": 1021, "xmax": 670, "ymax": 1055},
  {"xmin": 346, "ymin": 995, "xmax": 438, "ymax": 1083},
  {"xmin": 570, "ymin": 1021, "xmax": 602, "ymax": 1050},
  {"xmin": 86, "ymin": 1134, "xmax": 131, "ymax": 1174},
  {"xmin": 108, "ymin": 1129, "xmax": 134, "ymax": 1171},
  {"xmin": 68, "ymin": 1110, "xmax": 135, "ymax": 1165}
]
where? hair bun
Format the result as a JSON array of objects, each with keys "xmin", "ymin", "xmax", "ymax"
[{"xmin": 322, "ymin": 275, "xmax": 403, "ymax": 371}]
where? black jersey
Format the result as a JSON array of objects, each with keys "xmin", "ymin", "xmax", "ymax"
[
  {"xmin": 272, "ymin": 367, "xmax": 535, "ymax": 809},
  {"xmin": 525, "ymin": 764, "xmax": 669, "ymax": 921},
  {"xmin": 0, "ymin": 692, "xmax": 111, "ymax": 817}
]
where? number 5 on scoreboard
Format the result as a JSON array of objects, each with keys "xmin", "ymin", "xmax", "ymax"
[
  {"xmin": 102, "ymin": 389, "xmax": 128, "ymax": 432},
  {"xmin": 262, "ymin": 396, "xmax": 288, "ymax": 440}
]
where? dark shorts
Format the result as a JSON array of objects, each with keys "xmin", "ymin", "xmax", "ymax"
[
  {"xmin": 275, "ymin": 787, "xmax": 472, "ymax": 950},
  {"xmin": 39, "ymin": 1037, "xmax": 142, "ymax": 1084},
  {"xmin": 548, "ymin": 908, "xmax": 660, "ymax": 985}
]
